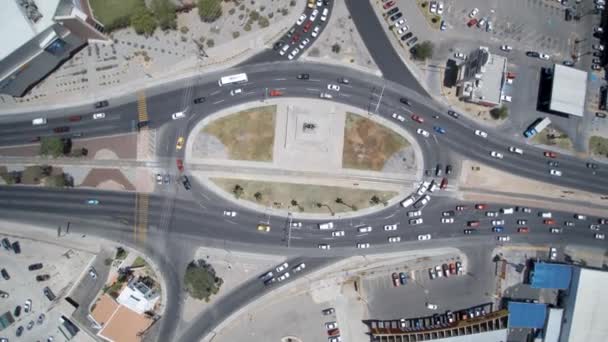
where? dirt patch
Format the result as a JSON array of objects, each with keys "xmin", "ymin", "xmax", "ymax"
[
  {"xmin": 589, "ymin": 135, "xmax": 608, "ymax": 158},
  {"xmin": 531, "ymin": 125, "xmax": 573, "ymax": 151},
  {"xmin": 202, "ymin": 105, "xmax": 276, "ymax": 161},
  {"xmin": 210, "ymin": 178, "xmax": 397, "ymax": 214},
  {"xmin": 80, "ymin": 169, "xmax": 135, "ymax": 191},
  {"xmin": 342, "ymin": 113, "xmax": 409, "ymax": 171}
]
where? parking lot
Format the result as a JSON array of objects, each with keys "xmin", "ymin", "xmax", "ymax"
[{"xmin": 0, "ymin": 235, "xmax": 94, "ymax": 341}]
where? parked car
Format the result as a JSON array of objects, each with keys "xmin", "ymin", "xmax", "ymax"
[
  {"xmin": 28, "ymin": 263, "xmax": 43, "ymax": 271},
  {"xmin": 1, "ymin": 269, "xmax": 9, "ymax": 280}
]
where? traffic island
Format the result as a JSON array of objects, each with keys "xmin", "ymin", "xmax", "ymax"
[{"xmin": 530, "ymin": 124, "xmax": 574, "ymax": 152}]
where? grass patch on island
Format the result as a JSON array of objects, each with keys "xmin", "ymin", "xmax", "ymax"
[
  {"xmin": 89, "ymin": 0, "xmax": 142, "ymax": 29},
  {"xmin": 589, "ymin": 136, "xmax": 608, "ymax": 158},
  {"xmin": 531, "ymin": 125, "xmax": 573, "ymax": 151}
]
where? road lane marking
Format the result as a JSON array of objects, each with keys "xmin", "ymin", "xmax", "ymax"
[
  {"xmin": 245, "ymin": 92, "xmax": 256, "ymax": 96},
  {"xmin": 305, "ymin": 88, "xmax": 320, "ymax": 92},
  {"xmin": 340, "ymin": 93, "xmax": 352, "ymax": 98},
  {"xmin": 274, "ymin": 78, "xmax": 287, "ymax": 81},
  {"xmin": 210, "ymin": 90, "xmax": 221, "ymax": 96},
  {"xmin": 212, "ymin": 99, "xmax": 225, "ymax": 105}
]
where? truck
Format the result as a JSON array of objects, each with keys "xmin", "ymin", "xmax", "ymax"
[{"xmin": 524, "ymin": 117, "xmax": 551, "ymax": 138}]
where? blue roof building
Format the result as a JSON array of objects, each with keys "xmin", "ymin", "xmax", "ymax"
[
  {"xmin": 531, "ymin": 263, "xmax": 572, "ymax": 289},
  {"xmin": 508, "ymin": 302, "xmax": 547, "ymax": 329}
]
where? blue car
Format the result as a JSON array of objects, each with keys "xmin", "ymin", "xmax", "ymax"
[
  {"xmin": 87, "ymin": 199, "xmax": 99, "ymax": 205},
  {"xmin": 433, "ymin": 126, "xmax": 446, "ymax": 134},
  {"xmin": 399, "ymin": 272, "xmax": 408, "ymax": 285},
  {"xmin": 492, "ymin": 226, "xmax": 504, "ymax": 232}
]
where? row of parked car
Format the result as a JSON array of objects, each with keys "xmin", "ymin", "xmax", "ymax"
[
  {"xmin": 382, "ymin": 0, "xmax": 419, "ymax": 48},
  {"xmin": 428, "ymin": 261, "xmax": 463, "ymax": 280},
  {"xmin": 260, "ymin": 261, "xmax": 306, "ymax": 286},
  {"xmin": 275, "ymin": 0, "xmax": 330, "ymax": 60}
]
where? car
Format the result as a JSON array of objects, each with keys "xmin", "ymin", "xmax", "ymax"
[
  {"xmin": 310, "ymin": 8, "xmax": 319, "ymax": 21},
  {"xmin": 408, "ymin": 210, "xmax": 422, "ymax": 218},
  {"xmin": 277, "ymin": 272, "xmax": 290, "ymax": 281},
  {"xmin": 442, "ymin": 210, "xmax": 455, "ymax": 217},
  {"xmin": 384, "ymin": 224, "xmax": 398, "ymax": 231},
  {"xmin": 176, "ymin": 159, "xmax": 184, "ymax": 171},
  {"xmin": 464, "ymin": 229, "xmax": 476, "ymax": 234},
  {"xmin": 595, "ymin": 233, "xmax": 606, "ymax": 240},
  {"xmin": 574, "ymin": 214, "xmax": 587, "ymax": 220},
  {"xmin": 290, "ymin": 222, "xmax": 302, "ymax": 228},
  {"xmin": 327, "ymin": 84, "xmax": 340, "ymax": 91},
  {"xmin": 14, "ymin": 306, "xmax": 21, "ymax": 317},
  {"xmin": 501, "ymin": 45, "xmax": 513, "ymax": 51},
  {"xmin": 390, "ymin": 12, "xmax": 403, "ymax": 21},
  {"xmin": 397, "ymin": 26, "xmax": 409, "ymax": 35},
  {"xmin": 416, "ymin": 128, "xmax": 430, "ymax": 137},
  {"xmin": 92, "ymin": 112, "xmax": 106, "ymax": 120},
  {"xmin": 399, "ymin": 272, "xmax": 408, "ymax": 285},
  {"xmin": 322, "ymin": 308, "xmax": 335, "ymax": 315},
  {"xmin": 599, "ymin": 218, "xmax": 607, "ymax": 225},
  {"xmin": 156, "ymin": 173, "xmax": 163, "ymax": 185},
  {"xmin": 409, "ymin": 218, "xmax": 423, "ymax": 225},
  {"xmin": 430, "ymin": 1, "xmax": 437, "ymax": 13},
  {"xmin": 468, "ymin": 221, "xmax": 480, "ymax": 227},
  {"xmin": 509, "ymin": 146, "xmax": 523, "ymax": 154},
  {"xmin": 357, "ymin": 243, "xmax": 371, "ymax": 249},
  {"xmin": 550, "ymin": 169, "xmax": 562, "ymax": 177},
  {"xmin": 400, "ymin": 97, "xmax": 411, "ymax": 106},
  {"xmin": 518, "ymin": 227, "xmax": 530, "ymax": 233},
  {"xmin": 526, "ymin": 51, "xmax": 540, "ymax": 58},
  {"xmin": 486, "ymin": 211, "xmax": 498, "ymax": 217},
  {"xmin": 517, "ymin": 207, "xmax": 532, "ymax": 213},
  {"xmin": 94, "ymin": 100, "xmax": 109, "ymax": 109},
  {"xmin": 475, "ymin": 203, "xmax": 486, "ymax": 210},
  {"xmin": 89, "ymin": 267, "xmax": 97, "ymax": 279},
  {"xmin": 181, "ymin": 175, "xmax": 191, "ymax": 190},
  {"xmin": 296, "ymin": 73, "xmax": 309, "ymax": 80},
  {"xmin": 87, "ymin": 199, "xmax": 99, "ymax": 205},
  {"xmin": 492, "ymin": 226, "xmax": 504, "ymax": 232},
  {"xmin": 275, "ymin": 262, "xmax": 289, "ymax": 273},
  {"xmin": 469, "ymin": 8, "xmax": 479, "ymax": 18},
  {"xmin": 593, "ymin": 44, "xmax": 605, "ymax": 51},
  {"xmin": 223, "ymin": 210, "xmax": 237, "ymax": 217},
  {"xmin": 401, "ymin": 32, "xmax": 413, "ymax": 41},
  {"xmin": 358, "ymin": 226, "xmax": 372, "ymax": 233},
  {"xmin": 392, "ymin": 273, "xmax": 400, "ymax": 287},
  {"xmin": 544, "ymin": 219, "xmax": 556, "ymax": 225},
  {"xmin": 257, "ymin": 224, "xmax": 270, "ymax": 232},
  {"xmin": 590, "ymin": 224, "xmax": 601, "ymax": 231},
  {"xmin": 418, "ymin": 234, "xmax": 431, "ymax": 240},
  {"xmin": 544, "ymin": 151, "xmax": 557, "ymax": 158},
  {"xmin": 387, "ymin": 7, "xmax": 399, "ymax": 15},
  {"xmin": 565, "ymin": 221, "xmax": 575, "ymax": 227},
  {"xmin": 474, "ymin": 130, "xmax": 488, "ymax": 138},
  {"xmin": 440, "ymin": 178, "xmax": 448, "ymax": 190},
  {"xmin": 550, "ymin": 228, "xmax": 562, "ymax": 234},
  {"xmin": 11, "ymin": 241, "xmax": 20, "ymax": 254},
  {"xmin": 442, "ymin": 264, "xmax": 450, "ymax": 277},
  {"xmin": 539, "ymin": 53, "xmax": 550, "ymax": 60},
  {"xmin": 441, "ymin": 218, "xmax": 454, "ymax": 224},
  {"xmin": 0, "ymin": 268, "xmax": 8, "ymax": 281},
  {"xmin": 36, "ymin": 274, "xmax": 49, "ymax": 283},
  {"xmin": 388, "ymin": 236, "xmax": 401, "ymax": 243},
  {"xmin": 549, "ymin": 247, "xmax": 558, "ymax": 260},
  {"xmin": 447, "ymin": 110, "xmax": 460, "ymax": 119},
  {"xmin": 492, "ymin": 220, "xmax": 505, "ymax": 226},
  {"xmin": 325, "ymin": 321, "xmax": 338, "ymax": 329},
  {"xmin": 440, "ymin": 20, "xmax": 447, "ymax": 31},
  {"xmin": 53, "ymin": 126, "xmax": 70, "ymax": 133},
  {"xmin": 467, "ymin": 18, "xmax": 478, "ymax": 27},
  {"xmin": 318, "ymin": 244, "xmax": 331, "ymax": 250},
  {"xmin": 406, "ymin": 36, "xmax": 418, "ymax": 46},
  {"xmin": 587, "ymin": 162, "xmax": 599, "ymax": 169},
  {"xmin": 394, "ymin": 19, "xmax": 406, "ymax": 28},
  {"xmin": 437, "ymin": 2, "xmax": 444, "ymax": 14},
  {"xmin": 548, "ymin": 160, "xmax": 559, "ymax": 167},
  {"xmin": 230, "ymin": 88, "xmax": 242, "ymax": 96},
  {"xmin": 260, "ymin": 271, "xmax": 273, "ymax": 281},
  {"xmin": 516, "ymin": 219, "xmax": 528, "ymax": 225},
  {"xmin": 592, "ymin": 64, "xmax": 602, "ymax": 71},
  {"xmin": 28, "ymin": 263, "xmax": 43, "ymax": 271},
  {"xmin": 383, "ymin": 1, "xmax": 395, "ymax": 9},
  {"xmin": 411, "ymin": 114, "xmax": 424, "ymax": 123},
  {"xmin": 490, "ymin": 151, "xmax": 504, "ymax": 159},
  {"xmin": 501, "ymin": 95, "xmax": 512, "ymax": 102},
  {"xmin": 297, "ymin": 36, "xmax": 310, "ymax": 49},
  {"xmin": 16, "ymin": 326, "xmax": 23, "ymax": 337},
  {"xmin": 331, "ymin": 230, "xmax": 345, "ymax": 237},
  {"xmin": 37, "ymin": 313, "xmax": 45, "ymax": 325},
  {"xmin": 391, "ymin": 113, "xmax": 405, "ymax": 122},
  {"xmin": 176, "ymin": 137, "xmax": 185, "ymax": 150},
  {"xmin": 426, "ymin": 302, "xmax": 438, "ymax": 310},
  {"xmin": 307, "ymin": 0, "xmax": 315, "ymax": 8},
  {"xmin": 319, "ymin": 92, "xmax": 332, "ymax": 99},
  {"xmin": 497, "ymin": 236, "xmax": 510, "ymax": 242},
  {"xmin": 454, "ymin": 52, "xmax": 466, "ymax": 60},
  {"xmin": 24, "ymin": 299, "xmax": 31, "ymax": 313},
  {"xmin": 429, "ymin": 267, "xmax": 437, "ymax": 279},
  {"xmin": 172, "ymin": 111, "xmax": 186, "ymax": 120},
  {"xmin": 27, "ymin": 320, "xmax": 34, "ymax": 330},
  {"xmin": 303, "ymin": 21, "xmax": 313, "ymax": 33},
  {"xmin": 433, "ymin": 126, "xmax": 446, "ymax": 134},
  {"xmin": 296, "ymin": 14, "xmax": 307, "ymax": 25}
]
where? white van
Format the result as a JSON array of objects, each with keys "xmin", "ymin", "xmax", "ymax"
[
  {"xmin": 401, "ymin": 196, "xmax": 415, "ymax": 208},
  {"xmin": 428, "ymin": 180, "xmax": 439, "ymax": 193},
  {"xmin": 413, "ymin": 195, "xmax": 431, "ymax": 209},
  {"xmin": 501, "ymin": 208, "xmax": 514, "ymax": 215},
  {"xmin": 318, "ymin": 222, "xmax": 334, "ymax": 230},
  {"xmin": 539, "ymin": 212, "xmax": 552, "ymax": 218},
  {"xmin": 32, "ymin": 117, "xmax": 47, "ymax": 126}
]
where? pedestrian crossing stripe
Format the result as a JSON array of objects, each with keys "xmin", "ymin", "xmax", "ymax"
[{"xmin": 137, "ymin": 91, "xmax": 148, "ymax": 123}]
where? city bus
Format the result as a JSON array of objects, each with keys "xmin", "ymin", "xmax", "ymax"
[{"xmin": 218, "ymin": 73, "xmax": 248, "ymax": 86}]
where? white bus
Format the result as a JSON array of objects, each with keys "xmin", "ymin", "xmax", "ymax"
[{"xmin": 218, "ymin": 73, "xmax": 248, "ymax": 86}]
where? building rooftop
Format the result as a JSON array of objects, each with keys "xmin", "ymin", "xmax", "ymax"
[
  {"xmin": 531, "ymin": 263, "xmax": 572, "ymax": 289},
  {"xmin": 0, "ymin": 0, "xmax": 61, "ymax": 61},
  {"xmin": 98, "ymin": 305, "xmax": 153, "ymax": 342},
  {"xmin": 549, "ymin": 64, "xmax": 587, "ymax": 117},
  {"xmin": 508, "ymin": 302, "xmax": 547, "ymax": 329},
  {"xmin": 564, "ymin": 268, "xmax": 608, "ymax": 342}
]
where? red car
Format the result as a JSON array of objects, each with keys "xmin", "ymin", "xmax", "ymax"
[
  {"xmin": 518, "ymin": 227, "xmax": 529, "ymax": 233},
  {"xmin": 440, "ymin": 177, "xmax": 448, "ymax": 189},
  {"xmin": 383, "ymin": 1, "xmax": 395, "ymax": 9},
  {"xmin": 303, "ymin": 21, "xmax": 313, "ymax": 33},
  {"xmin": 411, "ymin": 114, "xmax": 424, "ymax": 123},
  {"xmin": 69, "ymin": 115, "xmax": 81, "ymax": 122},
  {"xmin": 544, "ymin": 151, "xmax": 557, "ymax": 158},
  {"xmin": 269, "ymin": 90, "xmax": 283, "ymax": 97},
  {"xmin": 467, "ymin": 221, "xmax": 480, "ymax": 227},
  {"xmin": 176, "ymin": 159, "xmax": 184, "ymax": 172},
  {"xmin": 475, "ymin": 204, "xmax": 486, "ymax": 210},
  {"xmin": 506, "ymin": 72, "xmax": 517, "ymax": 79},
  {"xmin": 392, "ymin": 272, "xmax": 400, "ymax": 287},
  {"xmin": 467, "ymin": 18, "xmax": 478, "ymax": 27},
  {"xmin": 456, "ymin": 205, "xmax": 468, "ymax": 211},
  {"xmin": 544, "ymin": 219, "xmax": 556, "ymax": 225},
  {"xmin": 291, "ymin": 33, "xmax": 300, "ymax": 44},
  {"xmin": 449, "ymin": 263, "xmax": 456, "ymax": 275}
]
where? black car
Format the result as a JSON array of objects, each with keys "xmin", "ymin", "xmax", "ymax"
[
  {"xmin": 43, "ymin": 287, "xmax": 56, "ymax": 301},
  {"xmin": 446, "ymin": 164, "xmax": 453, "ymax": 175},
  {"xmin": 407, "ymin": 36, "xmax": 418, "ymax": 47},
  {"xmin": 562, "ymin": 60, "xmax": 575, "ymax": 66},
  {"xmin": 400, "ymin": 97, "xmax": 411, "ymax": 106},
  {"xmin": 28, "ymin": 263, "xmax": 43, "ymax": 271},
  {"xmin": 435, "ymin": 164, "xmax": 443, "ymax": 177},
  {"xmin": 36, "ymin": 274, "xmax": 50, "ymax": 282},
  {"xmin": 526, "ymin": 51, "xmax": 540, "ymax": 58},
  {"xmin": 263, "ymin": 277, "xmax": 276, "ymax": 286},
  {"xmin": 181, "ymin": 175, "xmax": 191, "ymax": 190},
  {"xmin": 338, "ymin": 77, "xmax": 349, "ymax": 84},
  {"xmin": 12, "ymin": 241, "xmax": 20, "ymax": 254},
  {"xmin": 594, "ymin": 51, "xmax": 603, "ymax": 57},
  {"xmin": 273, "ymin": 41, "xmax": 285, "ymax": 51},
  {"xmin": 1, "ymin": 238, "xmax": 10, "ymax": 250},
  {"xmin": 53, "ymin": 126, "xmax": 70, "ymax": 133},
  {"xmin": 464, "ymin": 229, "xmax": 477, "ymax": 234},
  {"xmin": 390, "ymin": 12, "xmax": 402, "ymax": 21},
  {"xmin": 447, "ymin": 110, "xmax": 460, "ymax": 119},
  {"xmin": 548, "ymin": 161, "xmax": 559, "ymax": 167},
  {"xmin": 401, "ymin": 32, "xmax": 413, "ymax": 41},
  {"xmin": 587, "ymin": 162, "xmax": 599, "ymax": 169},
  {"xmin": 14, "ymin": 305, "xmax": 21, "ymax": 317},
  {"xmin": 94, "ymin": 100, "xmax": 109, "ymax": 109},
  {"xmin": 596, "ymin": 112, "xmax": 607, "ymax": 118},
  {"xmin": 565, "ymin": 8, "xmax": 572, "ymax": 21},
  {"xmin": 193, "ymin": 97, "xmax": 206, "ymax": 104},
  {"xmin": 286, "ymin": 27, "xmax": 296, "ymax": 38},
  {"xmin": 387, "ymin": 7, "xmax": 399, "ymax": 15},
  {"xmin": 16, "ymin": 325, "xmax": 23, "ymax": 337},
  {"xmin": 1, "ymin": 268, "xmax": 9, "ymax": 280},
  {"xmin": 322, "ymin": 308, "xmax": 335, "ymax": 315},
  {"xmin": 296, "ymin": 73, "xmax": 310, "ymax": 80}
]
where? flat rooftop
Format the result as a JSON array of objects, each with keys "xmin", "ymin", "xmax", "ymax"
[
  {"xmin": 470, "ymin": 50, "xmax": 507, "ymax": 105},
  {"xmin": 549, "ymin": 64, "xmax": 587, "ymax": 117},
  {"xmin": 565, "ymin": 268, "xmax": 608, "ymax": 342}
]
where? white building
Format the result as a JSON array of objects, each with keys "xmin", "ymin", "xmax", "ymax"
[
  {"xmin": 456, "ymin": 47, "xmax": 508, "ymax": 107},
  {"xmin": 116, "ymin": 279, "xmax": 160, "ymax": 314}
]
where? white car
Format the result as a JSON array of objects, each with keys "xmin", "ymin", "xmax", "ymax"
[
  {"xmin": 318, "ymin": 244, "xmax": 331, "ymax": 249},
  {"xmin": 506, "ymin": 78, "xmax": 514, "ymax": 85},
  {"xmin": 509, "ymin": 146, "xmax": 523, "ymax": 154},
  {"xmin": 539, "ymin": 53, "xmax": 550, "ymax": 60},
  {"xmin": 388, "ymin": 236, "xmax": 401, "ymax": 243},
  {"xmin": 595, "ymin": 233, "xmax": 605, "ymax": 240},
  {"xmin": 327, "ymin": 84, "xmax": 340, "ymax": 91},
  {"xmin": 486, "ymin": 211, "xmax": 498, "ymax": 217},
  {"xmin": 275, "ymin": 262, "xmax": 289, "ymax": 273},
  {"xmin": 384, "ymin": 224, "xmax": 398, "ymax": 231},
  {"xmin": 357, "ymin": 243, "xmax": 371, "ymax": 249},
  {"xmin": 501, "ymin": 45, "xmax": 512, "ymax": 52},
  {"xmin": 278, "ymin": 272, "xmax": 290, "ymax": 281},
  {"xmin": 394, "ymin": 19, "xmax": 406, "ymax": 28},
  {"xmin": 454, "ymin": 52, "xmax": 466, "ymax": 60},
  {"xmin": 392, "ymin": 113, "xmax": 405, "ymax": 122},
  {"xmin": 469, "ymin": 8, "xmax": 479, "ymax": 18},
  {"xmin": 296, "ymin": 14, "xmax": 307, "ymax": 25},
  {"xmin": 397, "ymin": 26, "xmax": 409, "ymax": 35},
  {"xmin": 501, "ymin": 95, "xmax": 512, "ymax": 102},
  {"xmin": 310, "ymin": 9, "xmax": 319, "ymax": 21},
  {"xmin": 223, "ymin": 210, "xmax": 237, "ymax": 217},
  {"xmin": 332, "ymin": 230, "xmax": 345, "ymax": 237},
  {"xmin": 288, "ymin": 47, "xmax": 300, "ymax": 60},
  {"xmin": 549, "ymin": 247, "xmax": 557, "ymax": 260},
  {"xmin": 590, "ymin": 224, "xmax": 600, "ymax": 231},
  {"xmin": 317, "ymin": 0, "xmax": 323, "ymax": 6},
  {"xmin": 358, "ymin": 226, "xmax": 372, "ymax": 233},
  {"xmin": 298, "ymin": 38, "xmax": 310, "ymax": 49},
  {"xmin": 437, "ymin": 2, "xmax": 444, "ymax": 14},
  {"xmin": 290, "ymin": 222, "xmax": 302, "ymax": 228},
  {"xmin": 441, "ymin": 218, "xmax": 454, "ymax": 224},
  {"xmin": 279, "ymin": 44, "xmax": 290, "ymax": 56},
  {"xmin": 172, "ymin": 111, "xmax": 186, "ymax": 120},
  {"xmin": 550, "ymin": 169, "xmax": 562, "ymax": 177},
  {"xmin": 418, "ymin": 234, "xmax": 431, "ymax": 240},
  {"xmin": 409, "ymin": 218, "xmax": 423, "ymax": 225},
  {"xmin": 430, "ymin": 2, "xmax": 437, "ymax": 13},
  {"xmin": 92, "ymin": 112, "xmax": 106, "ymax": 119},
  {"xmin": 492, "ymin": 220, "xmax": 505, "ymax": 226},
  {"xmin": 426, "ymin": 302, "xmax": 438, "ymax": 310},
  {"xmin": 311, "ymin": 26, "xmax": 320, "ymax": 38},
  {"xmin": 408, "ymin": 210, "xmax": 422, "ymax": 218},
  {"xmin": 490, "ymin": 151, "xmax": 504, "ymax": 159},
  {"xmin": 474, "ymin": 130, "xmax": 488, "ymax": 138},
  {"xmin": 230, "ymin": 88, "xmax": 242, "ymax": 96},
  {"xmin": 321, "ymin": 8, "xmax": 328, "ymax": 21},
  {"xmin": 574, "ymin": 214, "xmax": 587, "ymax": 220},
  {"xmin": 325, "ymin": 322, "xmax": 338, "ymax": 329},
  {"xmin": 550, "ymin": 228, "xmax": 562, "ymax": 234},
  {"xmin": 497, "ymin": 236, "xmax": 510, "ymax": 242},
  {"xmin": 293, "ymin": 263, "xmax": 306, "ymax": 272},
  {"xmin": 24, "ymin": 299, "xmax": 32, "ymax": 313},
  {"xmin": 89, "ymin": 267, "xmax": 98, "ymax": 279},
  {"xmin": 416, "ymin": 128, "xmax": 430, "ymax": 137}
]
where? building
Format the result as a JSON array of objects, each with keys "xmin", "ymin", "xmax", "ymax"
[
  {"xmin": 507, "ymin": 302, "xmax": 547, "ymax": 329},
  {"xmin": 116, "ymin": 279, "xmax": 160, "ymax": 314},
  {"xmin": 0, "ymin": 0, "xmax": 107, "ymax": 97},
  {"xmin": 530, "ymin": 263, "xmax": 573, "ymax": 289},
  {"xmin": 541, "ymin": 64, "xmax": 587, "ymax": 117},
  {"xmin": 456, "ymin": 47, "xmax": 508, "ymax": 107}
]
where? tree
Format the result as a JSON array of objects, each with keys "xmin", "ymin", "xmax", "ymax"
[
  {"xmin": 370, "ymin": 195, "xmax": 380, "ymax": 205},
  {"xmin": 412, "ymin": 41, "xmax": 434, "ymax": 61},
  {"xmin": 40, "ymin": 137, "xmax": 65, "ymax": 157},
  {"xmin": 233, "ymin": 184, "xmax": 244, "ymax": 198},
  {"xmin": 45, "ymin": 174, "xmax": 67, "ymax": 187},
  {"xmin": 131, "ymin": 5, "xmax": 157, "ymax": 36},
  {"xmin": 490, "ymin": 105, "xmax": 509, "ymax": 120},
  {"xmin": 152, "ymin": 0, "xmax": 177, "ymax": 30},
  {"xmin": 335, "ymin": 198, "xmax": 343, "ymax": 204},
  {"xmin": 184, "ymin": 259, "xmax": 223, "ymax": 301},
  {"xmin": 254, "ymin": 191, "xmax": 263, "ymax": 201},
  {"xmin": 198, "ymin": 0, "xmax": 223, "ymax": 22},
  {"xmin": 331, "ymin": 43, "xmax": 341, "ymax": 54},
  {"xmin": 291, "ymin": 199, "xmax": 298, "ymax": 206}
]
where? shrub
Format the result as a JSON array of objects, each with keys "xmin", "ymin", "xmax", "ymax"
[
  {"xmin": 198, "ymin": 0, "xmax": 223, "ymax": 22},
  {"xmin": 131, "ymin": 5, "xmax": 157, "ymax": 36},
  {"xmin": 232, "ymin": 31, "xmax": 240, "ymax": 38},
  {"xmin": 412, "ymin": 40, "xmax": 433, "ymax": 61},
  {"xmin": 184, "ymin": 259, "xmax": 223, "ymax": 300},
  {"xmin": 258, "ymin": 16, "xmax": 269, "ymax": 28},
  {"xmin": 152, "ymin": 0, "xmax": 177, "ymax": 30}
]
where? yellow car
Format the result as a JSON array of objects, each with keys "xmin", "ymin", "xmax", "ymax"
[
  {"xmin": 307, "ymin": 0, "xmax": 315, "ymax": 8},
  {"xmin": 257, "ymin": 224, "xmax": 271, "ymax": 232},
  {"xmin": 176, "ymin": 137, "xmax": 185, "ymax": 150}
]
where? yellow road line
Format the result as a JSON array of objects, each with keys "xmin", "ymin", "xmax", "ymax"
[{"xmin": 134, "ymin": 193, "xmax": 149, "ymax": 244}]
